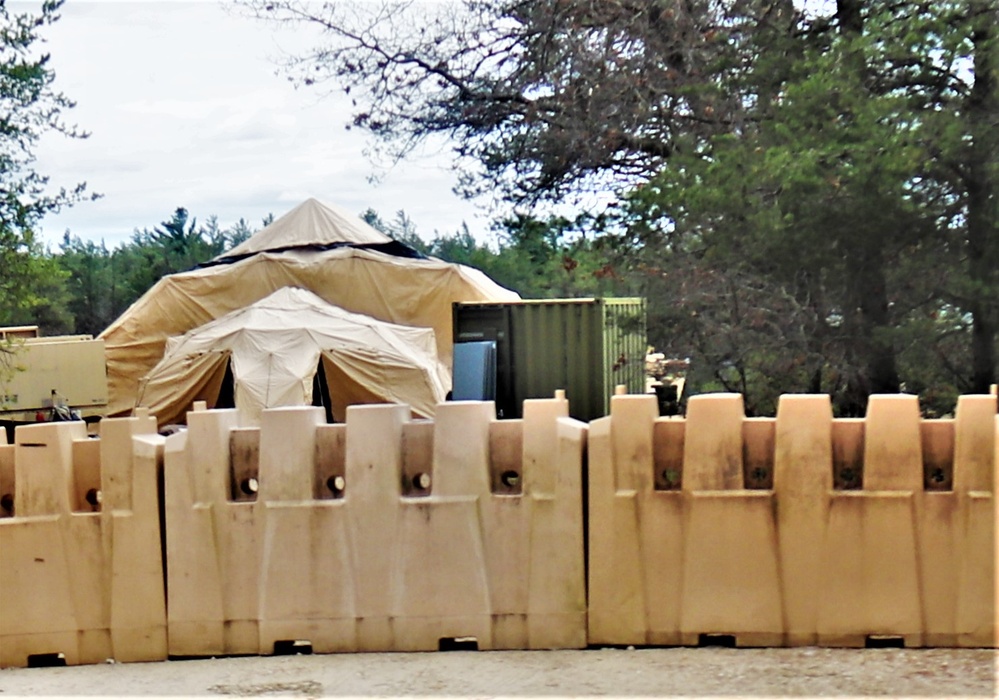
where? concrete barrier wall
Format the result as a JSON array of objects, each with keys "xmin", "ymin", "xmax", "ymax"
[
  {"xmin": 588, "ymin": 392, "xmax": 997, "ymax": 648},
  {"xmin": 0, "ymin": 413, "xmax": 165, "ymax": 668},
  {"xmin": 164, "ymin": 396, "xmax": 587, "ymax": 656},
  {"xmin": 1, "ymin": 391, "xmax": 992, "ymax": 666}
]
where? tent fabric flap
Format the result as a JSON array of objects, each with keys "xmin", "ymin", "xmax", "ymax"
[
  {"xmin": 319, "ymin": 350, "xmax": 442, "ymax": 422},
  {"xmin": 134, "ymin": 350, "xmax": 232, "ymax": 427}
]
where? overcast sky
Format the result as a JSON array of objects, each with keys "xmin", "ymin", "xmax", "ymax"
[{"xmin": 27, "ymin": 0, "xmax": 491, "ymax": 249}]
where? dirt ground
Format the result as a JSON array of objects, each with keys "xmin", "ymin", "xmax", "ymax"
[{"xmin": 0, "ymin": 647, "xmax": 994, "ymax": 697}]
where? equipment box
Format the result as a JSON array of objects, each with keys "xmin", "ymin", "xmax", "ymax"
[{"xmin": 1, "ymin": 335, "xmax": 107, "ymax": 418}]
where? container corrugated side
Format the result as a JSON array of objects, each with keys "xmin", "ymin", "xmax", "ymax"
[{"xmin": 454, "ymin": 298, "xmax": 647, "ymax": 422}]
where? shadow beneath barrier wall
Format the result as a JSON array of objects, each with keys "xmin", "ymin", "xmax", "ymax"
[{"xmin": 438, "ymin": 637, "xmax": 479, "ymax": 652}]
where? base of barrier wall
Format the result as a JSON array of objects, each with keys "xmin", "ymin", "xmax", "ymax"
[
  {"xmin": 817, "ymin": 633, "xmax": 923, "ymax": 649},
  {"xmin": 683, "ymin": 632, "xmax": 786, "ymax": 648},
  {"xmin": 167, "ymin": 622, "xmax": 225, "ymax": 658},
  {"xmin": 0, "ymin": 632, "xmax": 80, "ymax": 669},
  {"xmin": 260, "ymin": 620, "xmax": 360, "ymax": 656},
  {"xmin": 225, "ymin": 621, "xmax": 261, "ymax": 655},
  {"xmin": 112, "ymin": 627, "xmax": 170, "ymax": 664}
]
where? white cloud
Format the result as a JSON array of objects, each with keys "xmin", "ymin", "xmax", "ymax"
[{"xmin": 26, "ymin": 0, "xmax": 490, "ymax": 248}]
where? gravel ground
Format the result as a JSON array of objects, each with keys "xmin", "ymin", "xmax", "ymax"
[{"xmin": 0, "ymin": 647, "xmax": 994, "ymax": 697}]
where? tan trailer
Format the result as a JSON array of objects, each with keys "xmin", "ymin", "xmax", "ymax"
[{"xmin": 1, "ymin": 328, "xmax": 108, "ymax": 437}]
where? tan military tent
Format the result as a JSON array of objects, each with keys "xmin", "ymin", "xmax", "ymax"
[
  {"xmin": 212, "ymin": 196, "xmax": 392, "ymax": 259},
  {"xmin": 135, "ymin": 287, "xmax": 449, "ymax": 426},
  {"xmin": 100, "ymin": 198, "xmax": 519, "ymax": 417}
]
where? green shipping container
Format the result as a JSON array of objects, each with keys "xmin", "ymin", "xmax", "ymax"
[{"xmin": 452, "ymin": 298, "xmax": 647, "ymax": 422}]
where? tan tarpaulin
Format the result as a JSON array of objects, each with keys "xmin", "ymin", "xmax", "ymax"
[
  {"xmin": 135, "ymin": 287, "xmax": 450, "ymax": 426},
  {"xmin": 101, "ymin": 246, "xmax": 518, "ymax": 417},
  {"xmin": 214, "ymin": 197, "xmax": 392, "ymax": 260}
]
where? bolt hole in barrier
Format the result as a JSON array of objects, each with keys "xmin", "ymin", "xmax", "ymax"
[
  {"xmin": 326, "ymin": 474, "xmax": 346, "ymax": 498},
  {"xmin": 239, "ymin": 478, "xmax": 259, "ymax": 497},
  {"xmin": 273, "ymin": 640, "xmax": 313, "ymax": 656},
  {"xmin": 26, "ymin": 653, "xmax": 67, "ymax": 668},
  {"xmin": 0, "ymin": 493, "xmax": 12, "ymax": 516},
  {"xmin": 658, "ymin": 469, "xmax": 682, "ymax": 490},
  {"xmin": 439, "ymin": 637, "xmax": 479, "ymax": 652},
  {"xmin": 500, "ymin": 470, "xmax": 520, "ymax": 489},
  {"xmin": 927, "ymin": 467, "xmax": 947, "ymax": 487},
  {"xmin": 837, "ymin": 467, "xmax": 860, "ymax": 488},
  {"xmin": 748, "ymin": 467, "xmax": 769, "ymax": 486},
  {"xmin": 411, "ymin": 472, "xmax": 432, "ymax": 493},
  {"xmin": 697, "ymin": 634, "xmax": 736, "ymax": 648},
  {"xmin": 84, "ymin": 488, "xmax": 102, "ymax": 510}
]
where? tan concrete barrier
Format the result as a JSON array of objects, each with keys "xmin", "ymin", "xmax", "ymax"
[
  {"xmin": 0, "ymin": 413, "xmax": 165, "ymax": 668},
  {"xmin": 588, "ymin": 393, "xmax": 781, "ymax": 647},
  {"xmin": 816, "ymin": 394, "xmax": 994, "ymax": 647},
  {"xmin": 165, "ymin": 396, "xmax": 587, "ymax": 656},
  {"xmin": 947, "ymin": 396, "xmax": 996, "ymax": 647},
  {"xmin": 588, "ymin": 392, "xmax": 997, "ymax": 648},
  {"xmin": 816, "ymin": 395, "xmax": 923, "ymax": 646}
]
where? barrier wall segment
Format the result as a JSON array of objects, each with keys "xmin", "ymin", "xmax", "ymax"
[
  {"xmin": 793, "ymin": 393, "xmax": 994, "ymax": 647},
  {"xmin": 164, "ymin": 396, "xmax": 587, "ymax": 656},
  {"xmin": 587, "ymin": 392, "xmax": 996, "ymax": 648},
  {"xmin": 0, "ymin": 413, "xmax": 166, "ymax": 668}
]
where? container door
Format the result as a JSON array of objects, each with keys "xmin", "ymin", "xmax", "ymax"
[{"xmin": 452, "ymin": 341, "xmax": 497, "ymax": 401}]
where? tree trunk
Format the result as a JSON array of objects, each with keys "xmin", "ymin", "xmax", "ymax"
[
  {"xmin": 967, "ymin": 0, "xmax": 998, "ymax": 392},
  {"xmin": 839, "ymin": 240, "xmax": 901, "ymax": 415},
  {"xmin": 834, "ymin": 0, "xmax": 901, "ymax": 414}
]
